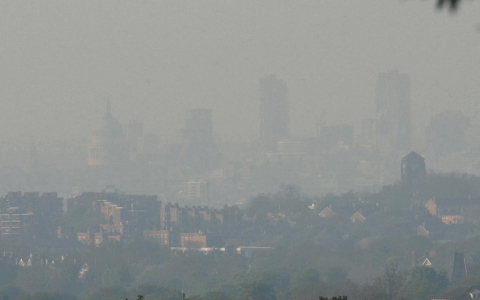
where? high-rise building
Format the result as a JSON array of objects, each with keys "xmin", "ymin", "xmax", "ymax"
[
  {"xmin": 185, "ymin": 109, "xmax": 214, "ymax": 170},
  {"xmin": 360, "ymin": 119, "xmax": 377, "ymax": 149},
  {"xmin": 376, "ymin": 70, "xmax": 412, "ymax": 154},
  {"xmin": 259, "ymin": 75, "xmax": 289, "ymax": 153},
  {"xmin": 27, "ymin": 138, "xmax": 39, "ymax": 175},
  {"xmin": 185, "ymin": 109, "xmax": 213, "ymax": 146}
]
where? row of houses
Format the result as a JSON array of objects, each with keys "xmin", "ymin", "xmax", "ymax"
[
  {"xmin": 317, "ymin": 205, "xmax": 367, "ymax": 223},
  {"xmin": 71, "ymin": 192, "xmax": 245, "ymax": 247}
]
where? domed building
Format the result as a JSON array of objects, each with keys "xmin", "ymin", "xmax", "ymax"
[{"xmin": 87, "ymin": 102, "xmax": 127, "ymax": 166}]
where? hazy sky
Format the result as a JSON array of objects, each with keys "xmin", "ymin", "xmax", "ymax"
[{"xmin": 1, "ymin": 1, "xmax": 479, "ymax": 147}]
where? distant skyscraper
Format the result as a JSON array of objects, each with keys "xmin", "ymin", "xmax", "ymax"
[
  {"xmin": 360, "ymin": 119, "xmax": 377, "ymax": 149},
  {"xmin": 185, "ymin": 109, "xmax": 213, "ymax": 147},
  {"xmin": 376, "ymin": 70, "xmax": 412, "ymax": 154},
  {"xmin": 259, "ymin": 75, "xmax": 289, "ymax": 153},
  {"xmin": 27, "ymin": 137, "xmax": 40, "ymax": 174},
  {"xmin": 185, "ymin": 109, "xmax": 214, "ymax": 170}
]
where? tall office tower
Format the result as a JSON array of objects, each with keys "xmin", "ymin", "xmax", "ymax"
[
  {"xmin": 259, "ymin": 75, "xmax": 289, "ymax": 153},
  {"xmin": 185, "ymin": 109, "xmax": 214, "ymax": 170},
  {"xmin": 360, "ymin": 119, "xmax": 377, "ymax": 149},
  {"xmin": 27, "ymin": 138, "xmax": 40, "ymax": 175},
  {"xmin": 185, "ymin": 109, "xmax": 213, "ymax": 145},
  {"xmin": 375, "ymin": 70, "xmax": 412, "ymax": 155}
]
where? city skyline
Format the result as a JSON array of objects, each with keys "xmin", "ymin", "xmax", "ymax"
[{"xmin": 0, "ymin": 2, "xmax": 479, "ymax": 146}]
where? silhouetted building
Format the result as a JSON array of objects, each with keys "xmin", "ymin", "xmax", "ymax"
[
  {"xmin": 27, "ymin": 138, "xmax": 39, "ymax": 175},
  {"xmin": 259, "ymin": 75, "xmax": 289, "ymax": 153},
  {"xmin": 450, "ymin": 251, "xmax": 467, "ymax": 284},
  {"xmin": 401, "ymin": 151, "xmax": 426, "ymax": 195},
  {"xmin": 0, "ymin": 192, "xmax": 63, "ymax": 238},
  {"xmin": 185, "ymin": 109, "xmax": 214, "ymax": 170},
  {"xmin": 376, "ymin": 70, "xmax": 412, "ymax": 155},
  {"xmin": 360, "ymin": 119, "xmax": 377, "ymax": 149},
  {"xmin": 185, "ymin": 109, "xmax": 213, "ymax": 145},
  {"xmin": 186, "ymin": 180, "xmax": 209, "ymax": 203},
  {"xmin": 318, "ymin": 124, "xmax": 353, "ymax": 151},
  {"xmin": 87, "ymin": 102, "xmax": 127, "ymax": 166},
  {"xmin": 26, "ymin": 138, "xmax": 40, "ymax": 190}
]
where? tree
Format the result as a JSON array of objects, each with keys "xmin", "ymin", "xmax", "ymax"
[
  {"xmin": 291, "ymin": 268, "xmax": 320, "ymax": 287},
  {"xmin": 400, "ymin": 266, "xmax": 449, "ymax": 300},
  {"xmin": 0, "ymin": 259, "xmax": 18, "ymax": 286},
  {"xmin": 373, "ymin": 261, "xmax": 406, "ymax": 300},
  {"xmin": 437, "ymin": 0, "xmax": 461, "ymax": 11},
  {"xmin": 356, "ymin": 284, "xmax": 387, "ymax": 300},
  {"xmin": 129, "ymin": 284, "xmax": 181, "ymax": 300},
  {"xmin": 190, "ymin": 291, "xmax": 234, "ymax": 300},
  {"xmin": 86, "ymin": 286, "xmax": 128, "ymax": 300},
  {"xmin": 239, "ymin": 282, "xmax": 277, "ymax": 300},
  {"xmin": 30, "ymin": 292, "xmax": 77, "ymax": 300},
  {"xmin": 0, "ymin": 285, "xmax": 28, "ymax": 300}
]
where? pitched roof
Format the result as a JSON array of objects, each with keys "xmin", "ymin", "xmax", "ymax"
[
  {"xmin": 350, "ymin": 212, "xmax": 366, "ymax": 223},
  {"xmin": 420, "ymin": 257, "xmax": 432, "ymax": 267},
  {"xmin": 318, "ymin": 207, "xmax": 335, "ymax": 218},
  {"xmin": 402, "ymin": 151, "xmax": 424, "ymax": 161}
]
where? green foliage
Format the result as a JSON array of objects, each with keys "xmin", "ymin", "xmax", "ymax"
[
  {"xmin": 458, "ymin": 264, "xmax": 480, "ymax": 286},
  {"xmin": 291, "ymin": 268, "xmax": 320, "ymax": 288},
  {"xmin": 420, "ymin": 172, "xmax": 480, "ymax": 200},
  {"xmin": 13, "ymin": 265, "xmax": 81, "ymax": 294},
  {"xmin": 239, "ymin": 281, "xmax": 277, "ymax": 300},
  {"xmin": 0, "ymin": 285, "xmax": 28, "ymax": 300},
  {"xmin": 373, "ymin": 261, "xmax": 406, "ymax": 300},
  {"xmin": 129, "ymin": 284, "xmax": 181, "ymax": 300},
  {"xmin": 30, "ymin": 292, "xmax": 77, "ymax": 300},
  {"xmin": 437, "ymin": 0, "xmax": 461, "ymax": 11},
  {"xmin": 136, "ymin": 251, "xmax": 248, "ymax": 295},
  {"xmin": 189, "ymin": 291, "xmax": 234, "ymax": 300},
  {"xmin": 319, "ymin": 297, "xmax": 347, "ymax": 300},
  {"xmin": 86, "ymin": 286, "xmax": 128, "ymax": 300},
  {"xmin": 101, "ymin": 264, "xmax": 133, "ymax": 287},
  {"xmin": 246, "ymin": 195, "xmax": 276, "ymax": 219},
  {"xmin": 0, "ymin": 258, "xmax": 18, "ymax": 286},
  {"xmin": 401, "ymin": 266, "xmax": 449, "ymax": 300}
]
